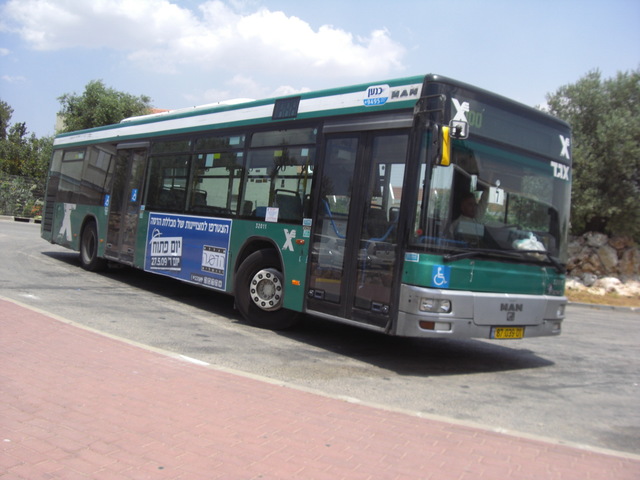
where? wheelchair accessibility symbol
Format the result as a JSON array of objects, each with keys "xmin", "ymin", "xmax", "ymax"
[{"xmin": 431, "ymin": 265, "xmax": 451, "ymax": 288}]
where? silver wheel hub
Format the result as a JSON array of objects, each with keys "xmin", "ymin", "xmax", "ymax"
[{"xmin": 250, "ymin": 268, "xmax": 283, "ymax": 311}]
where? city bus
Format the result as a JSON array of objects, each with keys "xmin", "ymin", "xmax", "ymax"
[{"xmin": 41, "ymin": 74, "xmax": 571, "ymax": 340}]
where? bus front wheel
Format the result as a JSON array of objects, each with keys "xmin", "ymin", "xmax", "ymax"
[
  {"xmin": 234, "ymin": 249, "xmax": 299, "ymax": 330},
  {"xmin": 80, "ymin": 222, "xmax": 107, "ymax": 272}
]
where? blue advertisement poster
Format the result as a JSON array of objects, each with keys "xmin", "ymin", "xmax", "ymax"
[{"xmin": 144, "ymin": 213, "xmax": 233, "ymax": 291}]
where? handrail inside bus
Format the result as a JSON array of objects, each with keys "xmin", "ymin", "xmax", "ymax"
[{"xmin": 322, "ymin": 200, "xmax": 347, "ymax": 239}]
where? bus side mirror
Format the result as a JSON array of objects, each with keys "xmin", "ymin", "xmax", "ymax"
[
  {"xmin": 439, "ymin": 126, "xmax": 451, "ymax": 166},
  {"xmin": 437, "ymin": 121, "xmax": 469, "ymax": 166}
]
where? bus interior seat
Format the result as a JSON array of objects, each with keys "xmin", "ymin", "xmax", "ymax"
[
  {"xmin": 157, "ymin": 187, "xmax": 186, "ymax": 211},
  {"xmin": 242, "ymin": 201, "xmax": 253, "ymax": 216},
  {"xmin": 388, "ymin": 207, "xmax": 400, "ymax": 224},
  {"xmin": 274, "ymin": 190, "xmax": 303, "ymax": 222},
  {"xmin": 365, "ymin": 205, "xmax": 388, "ymax": 239},
  {"xmin": 192, "ymin": 189, "xmax": 207, "ymax": 207}
]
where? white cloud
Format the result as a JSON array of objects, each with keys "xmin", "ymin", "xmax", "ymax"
[
  {"xmin": 185, "ymin": 74, "xmax": 304, "ymax": 106},
  {"xmin": 271, "ymin": 85, "xmax": 312, "ymax": 97},
  {"xmin": 0, "ymin": 48, "xmax": 10, "ymax": 56},
  {"xmin": 3, "ymin": 0, "xmax": 199, "ymax": 51},
  {"xmin": 2, "ymin": 0, "xmax": 405, "ymax": 78},
  {"xmin": 2, "ymin": 74, "xmax": 26, "ymax": 83}
]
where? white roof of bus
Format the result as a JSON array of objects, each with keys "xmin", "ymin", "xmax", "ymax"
[{"xmin": 53, "ymin": 75, "xmax": 427, "ymax": 147}]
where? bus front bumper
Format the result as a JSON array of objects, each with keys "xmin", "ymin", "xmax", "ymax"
[{"xmin": 394, "ymin": 284, "xmax": 566, "ymax": 340}]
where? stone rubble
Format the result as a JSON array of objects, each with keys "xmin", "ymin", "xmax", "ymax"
[{"xmin": 565, "ymin": 232, "xmax": 640, "ymax": 298}]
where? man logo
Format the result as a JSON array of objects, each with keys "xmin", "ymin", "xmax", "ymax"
[
  {"xmin": 500, "ymin": 303, "xmax": 523, "ymax": 312},
  {"xmin": 390, "ymin": 87, "xmax": 420, "ymax": 99},
  {"xmin": 501, "ymin": 303, "xmax": 522, "ymax": 322}
]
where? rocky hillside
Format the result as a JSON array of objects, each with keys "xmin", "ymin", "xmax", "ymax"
[{"xmin": 566, "ymin": 232, "xmax": 640, "ymax": 298}]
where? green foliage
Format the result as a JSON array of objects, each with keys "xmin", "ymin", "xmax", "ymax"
[
  {"xmin": 0, "ymin": 99, "xmax": 53, "ymax": 215},
  {"xmin": 545, "ymin": 69, "xmax": 640, "ymax": 240},
  {"xmin": 0, "ymin": 173, "xmax": 44, "ymax": 217},
  {"xmin": 0, "ymin": 100, "xmax": 13, "ymax": 141},
  {"xmin": 57, "ymin": 79, "xmax": 153, "ymax": 132}
]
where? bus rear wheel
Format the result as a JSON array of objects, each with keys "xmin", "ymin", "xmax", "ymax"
[
  {"xmin": 80, "ymin": 221, "xmax": 107, "ymax": 272},
  {"xmin": 234, "ymin": 249, "xmax": 299, "ymax": 330}
]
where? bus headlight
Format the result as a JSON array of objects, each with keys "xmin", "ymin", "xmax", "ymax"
[{"xmin": 419, "ymin": 298, "xmax": 452, "ymax": 313}]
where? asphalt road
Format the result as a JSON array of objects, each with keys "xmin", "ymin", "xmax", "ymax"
[{"xmin": 1, "ymin": 220, "xmax": 639, "ymax": 455}]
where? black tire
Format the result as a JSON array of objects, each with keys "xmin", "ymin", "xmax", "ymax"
[
  {"xmin": 79, "ymin": 221, "xmax": 107, "ymax": 272},
  {"xmin": 234, "ymin": 249, "xmax": 300, "ymax": 330}
]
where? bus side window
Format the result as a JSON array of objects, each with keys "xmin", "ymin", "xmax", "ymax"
[
  {"xmin": 58, "ymin": 150, "xmax": 86, "ymax": 203},
  {"xmin": 243, "ymin": 150, "xmax": 272, "ymax": 219},
  {"xmin": 145, "ymin": 155, "xmax": 189, "ymax": 212},
  {"xmin": 188, "ymin": 152, "xmax": 243, "ymax": 217},
  {"xmin": 79, "ymin": 146, "xmax": 114, "ymax": 205},
  {"xmin": 274, "ymin": 189, "xmax": 303, "ymax": 222},
  {"xmin": 242, "ymin": 146, "xmax": 315, "ymax": 223}
]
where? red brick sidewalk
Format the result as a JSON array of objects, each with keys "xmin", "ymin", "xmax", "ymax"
[{"xmin": 1, "ymin": 298, "xmax": 638, "ymax": 480}]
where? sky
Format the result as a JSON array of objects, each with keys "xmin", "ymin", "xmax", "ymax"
[{"xmin": 1, "ymin": 0, "xmax": 638, "ymax": 138}]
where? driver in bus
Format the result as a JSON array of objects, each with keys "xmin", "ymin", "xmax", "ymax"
[
  {"xmin": 447, "ymin": 191, "xmax": 487, "ymax": 245},
  {"xmin": 448, "ymin": 192, "xmax": 478, "ymax": 232}
]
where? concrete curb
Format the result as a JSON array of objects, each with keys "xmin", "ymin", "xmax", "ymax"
[
  {"xmin": 569, "ymin": 301, "xmax": 639, "ymax": 312},
  {"xmin": 0, "ymin": 215, "xmax": 41, "ymax": 223}
]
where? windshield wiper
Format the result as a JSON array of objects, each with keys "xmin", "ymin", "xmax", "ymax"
[
  {"xmin": 443, "ymin": 251, "xmax": 479, "ymax": 262},
  {"xmin": 442, "ymin": 249, "xmax": 513, "ymax": 263},
  {"xmin": 514, "ymin": 250, "xmax": 566, "ymax": 274},
  {"xmin": 443, "ymin": 249, "xmax": 566, "ymax": 274}
]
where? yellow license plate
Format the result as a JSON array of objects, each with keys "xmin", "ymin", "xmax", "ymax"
[{"xmin": 492, "ymin": 327, "xmax": 524, "ymax": 339}]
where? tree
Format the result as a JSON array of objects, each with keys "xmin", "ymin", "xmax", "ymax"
[
  {"xmin": 545, "ymin": 69, "xmax": 640, "ymax": 240},
  {"xmin": 57, "ymin": 80, "xmax": 153, "ymax": 132},
  {"xmin": 0, "ymin": 100, "xmax": 51, "ymax": 179},
  {"xmin": 0, "ymin": 100, "xmax": 13, "ymax": 141},
  {"xmin": 0, "ymin": 99, "xmax": 52, "ymax": 216}
]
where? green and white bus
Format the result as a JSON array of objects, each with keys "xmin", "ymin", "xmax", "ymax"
[{"xmin": 42, "ymin": 74, "xmax": 571, "ymax": 339}]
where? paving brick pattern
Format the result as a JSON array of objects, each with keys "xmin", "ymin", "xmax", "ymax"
[{"xmin": 1, "ymin": 299, "xmax": 638, "ymax": 479}]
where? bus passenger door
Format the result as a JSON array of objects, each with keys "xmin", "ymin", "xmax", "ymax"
[
  {"xmin": 105, "ymin": 145, "xmax": 148, "ymax": 264},
  {"xmin": 307, "ymin": 132, "xmax": 409, "ymax": 329}
]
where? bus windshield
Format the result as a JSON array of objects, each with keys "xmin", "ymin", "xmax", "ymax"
[{"xmin": 412, "ymin": 137, "xmax": 571, "ymax": 266}]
